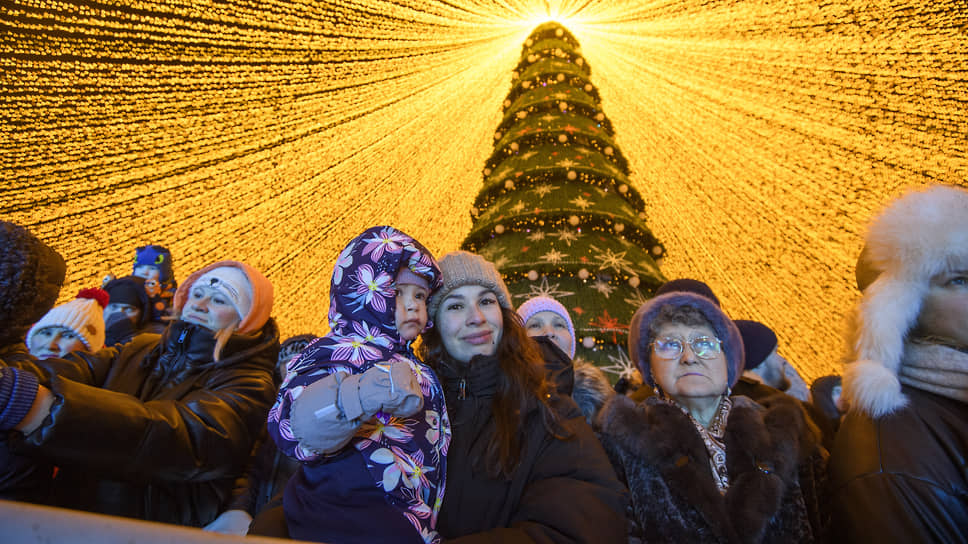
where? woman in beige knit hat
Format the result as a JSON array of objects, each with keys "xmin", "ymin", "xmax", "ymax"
[{"xmin": 418, "ymin": 251, "xmax": 627, "ymax": 543}]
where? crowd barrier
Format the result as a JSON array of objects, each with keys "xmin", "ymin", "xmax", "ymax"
[{"xmin": 0, "ymin": 500, "xmax": 310, "ymax": 544}]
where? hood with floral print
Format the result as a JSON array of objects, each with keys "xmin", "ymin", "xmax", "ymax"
[
  {"xmin": 320, "ymin": 225, "xmax": 443, "ymax": 359},
  {"xmin": 270, "ymin": 226, "xmax": 450, "ymax": 543}
]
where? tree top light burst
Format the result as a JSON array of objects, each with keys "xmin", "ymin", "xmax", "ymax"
[{"xmin": 3, "ymin": 1, "xmax": 966, "ymax": 382}]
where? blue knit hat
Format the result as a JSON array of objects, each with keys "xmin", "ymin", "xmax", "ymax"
[
  {"xmin": 629, "ymin": 292, "xmax": 744, "ymax": 388},
  {"xmin": 133, "ymin": 245, "xmax": 174, "ymax": 284}
]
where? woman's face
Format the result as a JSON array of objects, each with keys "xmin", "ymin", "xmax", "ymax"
[
  {"xmin": 649, "ymin": 321, "xmax": 728, "ymax": 403},
  {"xmin": 917, "ymin": 269, "xmax": 968, "ymax": 347},
  {"xmin": 525, "ymin": 310, "xmax": 573, "ymax": 357},
  {"xmin": 181, "ymin": 284, "xmax": 240, "ymax": 331},
  {"xmin": 29, "ymin": 326, "xmax": 87, "ymax": 359},
  {"xmin": 437, "ymin": 285, "xmax": 504, "ymax": 363}
]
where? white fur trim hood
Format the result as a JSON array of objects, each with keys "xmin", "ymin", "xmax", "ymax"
[{"xmin": 845, "ymin": 184, "xmax": 968, "ymax": 418}]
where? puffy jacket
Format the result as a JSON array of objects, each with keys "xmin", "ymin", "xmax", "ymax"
[
  {"xmin": 827, "ymin": 386, "xmax": 968, "ymax": 543},
  {"xmin": 6, "ymin": 318, "xmax": 279, "ymax": 526},
  {"xmin": 434, "ymin": 336, "xmax": 628, "ymax": 544},
  {"xmin": 0, "ymin": 344, "xmax": 55, "ymax": 504}
]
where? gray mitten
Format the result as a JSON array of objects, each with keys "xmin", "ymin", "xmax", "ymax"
[
  {"xmin": 346, "ymin": 361, "xmax": 424, "ymax": 419},
  {"xmin": 291, "ymin": 371, "xmax": 363, "ymax": 454}
]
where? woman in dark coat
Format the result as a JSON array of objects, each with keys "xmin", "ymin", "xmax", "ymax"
[
  {"xmin": 252, "ymin": 251, "xmax": 626, "ymax": 543},
  {"xmin": 418, "ymin": 251, "xmax": 627, "ymax": 543},
  {"xmin": 828, "ymin": 185, "xmax": 968, "ymax": 542},
  {"xmin": 597, "ymin": 291, "xmax": 826, "ymax": 543},
  {"xmin": 2, "ymin": 260, "xmax": 279, "ymax": 527}
]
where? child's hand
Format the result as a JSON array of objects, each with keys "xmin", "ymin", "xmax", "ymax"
[{"xmin": 357, "ymin": 361, "xmax": 423, "ymax": 418}]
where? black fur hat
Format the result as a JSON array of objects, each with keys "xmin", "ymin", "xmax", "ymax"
[{"xmin": 0, "ymin": 222, "xmax": 66, "ymax": 345}]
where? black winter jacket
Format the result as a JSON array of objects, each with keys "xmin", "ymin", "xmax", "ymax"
[
  {"xmin": 827, "ymin": 386, "xmax": 968, "ymax": 543},
  {"xmin": 434, "ymin": 336, "xmax": 628, "ymax": 544},
  {"xmin": 6, "ymin": 319, "xmax": 279, "ymax": 526},
  {"xmin": 226, "ymin": 429, "xmax": 300, "ymax": 517},
  {"xmin": 598, "ymin": 393, "xmax": 827, "ymax": 543},
  {"xmin": 0, "ymin": 343, "xmax": 55, "ymax": 504}
]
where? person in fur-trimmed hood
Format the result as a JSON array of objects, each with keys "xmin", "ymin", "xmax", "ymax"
[
  {"xmin": 827, "ymin": 184, "xmax": 968, "ymax": 542},
  {"xmin": 597, "ymin": 291, "xmax": 826, "ymax": 543}
]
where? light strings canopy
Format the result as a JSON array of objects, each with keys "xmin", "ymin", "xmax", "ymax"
[{"xmin": 3, "ymin": 1, "xmax": 966, "ymax": 383}]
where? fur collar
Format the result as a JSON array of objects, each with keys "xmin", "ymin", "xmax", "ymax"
[{"xmin": 600, "ymin": 393, "xmax": 813, "ymax": 542}]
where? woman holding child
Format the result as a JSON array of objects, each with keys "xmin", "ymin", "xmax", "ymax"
[
  {"xmin": 419, "ymin": 251, "xmax": 627, "ymax": 543},
  {"xmin": 268, "ymin": 242, "xmax": 625, "ymax": 543}
]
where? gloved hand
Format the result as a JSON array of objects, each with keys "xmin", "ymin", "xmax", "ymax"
[
  {"xmin": 290, "ymin": 361, "xmax": 425, "ymax": 456},
  {"xmin": 203, "ymin": 509, "xmax": 253, "ymax": 535},
  {"xmin": 339, "ymin": 361, "xmax": 424, "ymax": 420}
]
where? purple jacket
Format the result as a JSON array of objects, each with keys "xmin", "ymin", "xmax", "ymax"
[{"xmin": 267, "ymin": 226, "xmax": 450, "ymax": 543}]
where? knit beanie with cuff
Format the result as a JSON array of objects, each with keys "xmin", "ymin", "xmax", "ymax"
[{"xmin": 428, "ymin": 251, "xmax": 512, "ymax": 321}]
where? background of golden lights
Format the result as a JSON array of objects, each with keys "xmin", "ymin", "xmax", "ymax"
[{"xmin": 3, "ymin": 1, "xmax": 966, "ymax": 382}]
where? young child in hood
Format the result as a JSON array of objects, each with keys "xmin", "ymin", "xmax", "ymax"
[
  {"xmin": 132, "ymin": 244, "xmax": 178, "ymax": 323},
  {"xmin": 267, "ymin": 226, "xmax": 451, "ymax": 544}
]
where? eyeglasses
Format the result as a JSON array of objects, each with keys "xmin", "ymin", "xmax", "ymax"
[{"xmin": 651, "ymin": 336, "xmax": 723, "ymax": 360}]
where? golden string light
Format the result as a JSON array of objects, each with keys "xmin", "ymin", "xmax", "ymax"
[{"xmin": 2, "ymin": 1, "xmax": 966, "ymax": 382}]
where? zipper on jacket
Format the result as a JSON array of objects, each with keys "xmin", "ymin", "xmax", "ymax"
[
  {"xmin": 458, "ymin": 378, "xmax": 466, "ymax": 400},
  {"xmin": 168, "ymin": 326, "xmax": 191, "ymax": 378}
]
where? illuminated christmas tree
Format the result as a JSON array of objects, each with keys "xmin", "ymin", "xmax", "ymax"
[{"xmin": 461, "ymin": 22, "xmax": 667, "ymax": 382}]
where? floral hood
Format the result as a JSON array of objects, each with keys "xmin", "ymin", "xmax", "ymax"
[{"xmin": 316, "ymin": 225, "xmax": 443, "ymax": 364}]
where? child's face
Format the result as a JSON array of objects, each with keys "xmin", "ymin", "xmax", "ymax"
[
  {"xmin": 133, "ymin": 265, "xmax": 160, "ymax": 281},
  {"xmin": 394, "ymin": 283, "xmax": 430, "ymax": 341},
  {"xmin": 30, "ymin": 326, "xmax": 87, "ymax": 359}
]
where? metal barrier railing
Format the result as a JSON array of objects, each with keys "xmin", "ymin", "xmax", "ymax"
[{"xmin": 0, "ymin": 499, "xmax": 309, "ymax": 544}]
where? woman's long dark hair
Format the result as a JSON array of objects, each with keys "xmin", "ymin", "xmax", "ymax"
[{"xmin": 421, "ymin": 306, "xmax": 565, "ymax": 478}]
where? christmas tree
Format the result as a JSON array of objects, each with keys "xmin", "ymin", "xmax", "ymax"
[{"xmin": 461, "ymin": 22, "xmax": 667, "ymax": 383}]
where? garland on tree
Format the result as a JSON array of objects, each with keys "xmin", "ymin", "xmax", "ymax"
[{"xmin": 461, "ymin": 22, "xmax": 667, "ymax": 382}]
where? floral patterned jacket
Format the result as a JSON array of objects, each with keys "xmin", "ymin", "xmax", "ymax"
[{"xmin": 267, "ymin": 226, "xmax": 451, "ymax": 543}]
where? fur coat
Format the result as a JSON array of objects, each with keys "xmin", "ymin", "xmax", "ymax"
[{"xmin": 598, "ymin": 393, "xmax": 826, "ymax": 543}]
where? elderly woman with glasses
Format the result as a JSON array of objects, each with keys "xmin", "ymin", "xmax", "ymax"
[{"xmin": 597, "ymin": 291, "xmax": 826, "ymax": 543}]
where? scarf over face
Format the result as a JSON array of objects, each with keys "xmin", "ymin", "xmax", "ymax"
[{"xmin": 268, "ymin": 225, "xmax": 451, "ymax": 542}]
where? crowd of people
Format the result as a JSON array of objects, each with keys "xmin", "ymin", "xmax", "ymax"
[{"xmin": 1, "ymin": 183, "xmax": 966, "ymax": 543}]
